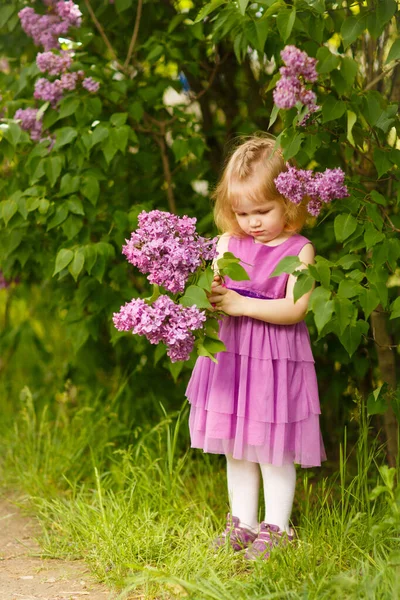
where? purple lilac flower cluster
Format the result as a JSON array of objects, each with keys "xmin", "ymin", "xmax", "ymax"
[
  {"xmin": 273, "ymin": 45, "xmax": 319, "ymax": 120},
  {"xmin": 274, "ymin": 166, "xmax": 349, "ymax": 216},
  {"xmin": 14, "ymin": 108, "xmax": 43, "ymax": 142},
  {"xmin": 18, "ymin": 1, "xmax": 82, "ymax": 51},
  {"xmin": 37, "ymin": 50, "xmax": 72, "ymax": 75},
  {"xmin": 122, "ymin": 210, "xmax": 217, "ymax": 294},
  {"xmin": 113, "ymin": 295, "xmax": 206, "ymax": 362}
]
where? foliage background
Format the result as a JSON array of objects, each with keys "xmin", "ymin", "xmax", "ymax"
[{"xmin": 1, "ymin": 0, "xmax": 400, "ymax": 460}]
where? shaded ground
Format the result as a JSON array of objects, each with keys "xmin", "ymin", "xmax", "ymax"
[{"xmin": 0, "ymin": 497, "xmax": 117, "ymax": 600}]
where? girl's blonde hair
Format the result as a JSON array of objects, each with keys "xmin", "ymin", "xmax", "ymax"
[{"xmin": 212, "ymin": 134, "xmax": 308, "ymax": 236}]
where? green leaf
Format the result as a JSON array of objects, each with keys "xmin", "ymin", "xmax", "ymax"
[
  {"xmin": 44, "ymin": 156, "xmax": 63, "ymax": 187},
  {"xmin": 370, "ymin": 190, "xmax": 386, "ymax": 206},
  {"xmin": 47, "ymin": 204, "xmax": 69, "ymax": 231},
  {"xmin": 194, "ymin": 0, "xmax": 227, "ymax": 23},
  {"xmin": 309, "ymin": 288, "xmax": 334, "ymax": 334},
  {"xmin": 0, "ymin": 6, "xmax": 15, "ymax": 29},
  {"xmin": 238, "ymin": 0, "xmax": 249, "ymax": 15},
  {"xmin": 270, "ymin": 255, "xmax": 302, "ymax": 277},
  {"xmin": 336, "ymin": 254, "xmax": 361, "ymax": 269},
  {"xmin": 268, "ymin": 104, "xmax": 280, "ymax": 129},
  {"xmin": 69, "ymin": 249, "xmax": 85, "ymax": 281},
  {"xmin": 4, "ymin": 122, "xmax": 22, "ymax": 147},
  {"xmin": 115, "ymin": 0, "xmax": 133, "ymax": 12},
  {"xmin": 59, "ymin": 174, "xmax": 80, "ymax": 197},
  {"xmin": 293, "ymin": 272, "xmax": 314, "ymax": 303},
  {"xmin": 322, "ymin": 96, "xmax": 346, "ymax": 123},
  {"xmin": 359, "ymin": 288, "xmax": 380, "ymax": 320},
  {"xmin": 82, "ymin": 175, "xmax": 100, "ymax": 205},
  {"xmin": 338, "ymin": 279, "xmax": 363, "ymax": 299},
  {"xmin": 277, "ymin": 8, "xmax": 296, "ymax": 42},
  {"xmin": 341, "ymin": 16, "xmax": 366, "ymax": 49},
  {"xmin": 373, "ymin": 148, "xmax": 392, "ymax": 178},
  {"xmin": 129, "ymin": 101, "xmax": 144, "ymax": 122},
  {"xmin": 66, "ymin": 196, "xmax": 85, "ymax": 215},
  {"xmin": 390, "ymin": 297, "xmax": 400, "ymax": 320},
  {"xmin": 376, "ymin": 0, "xmax": 397, "ymax": 30},
  {"xmin": 197, "ymin": 267, "xmax": 214, "ymax": 291},
  {"xmin": 282, "ymin": 132, "xmax": 304, "ymax": 160},
  {"xmin": 172, "ymin": 138, "xmax": 189, "ymax": 161},
  {"xmin": 2, "ymin": 199, "xmax": 18, "ymax": 225},
  {"xmin": 364, "ymin": 222, "xmax": 385, "ymax": 250},
  {"xmin": 91, "ymin": 125, "xmax": 109, "ymax": 146},
  {"xmin": 84, "ymin": 245, "xmax": 97, "ymax": 274},
  {"xmin": 110, "ymin": 113, "xmax": 127, "ymax": 128},
  {"xmin": 366, "ymin": 204, "xmax": 384, "ymax": 231},
  {"xmin": 367, "ymin": 383, "xmax": 389, "ymax": 416},
  {"xmin": 387, "ymin": 238, "xmax": 400, "ymax": 270},
  {"xmin": 339, "ymin": 319, "xmax": 368, "ymax": 356},
  {"xmin": 203, "ymin": 336, "xmax": 226, "ymax": 354},
  {"xmin": 62, "ymin": 214, "xmax": 83, "ymax": 240},
  {"xmin": 53, "ymin": 248, "xmax": 74, "ymax": 275},
  {"xmin": 168, "ymin": 360, "xmax": 185, "ymax": 382},
  {"xmin": 386, "ymin": 39, "xmax": 400, "ymax": 63},
  {"xmin": 334, "ymin": 296, "xmax": 357, "ymax": 334},
  {"xmin": 179, "ymin": 285, "xmax": 212, "ymax": 309},
  {"xmin": 53, "ymin": 127, "xmax": 77, "ymax": 150},
  {"xmin": 316, "ymin": 46, "xmax": 340, "ymax": 73},
  {"xmin": 59, "ymin": 98, "xmax": 80, "ymax": 119},
  {"xmin": 222, "ymin": 262, "xmax": 250, "ymax": 281},
  {"xmin": 334, "ymin": 214, "xmax": 357, "ymax": 242},
  {"xmin": 340, "ymin": 57, "xmax": 358, "ymax": 87}
]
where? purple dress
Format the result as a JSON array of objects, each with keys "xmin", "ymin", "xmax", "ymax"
[{"xmin": 186, "ymin": 233, "xmax": 326, "ymax": 468}]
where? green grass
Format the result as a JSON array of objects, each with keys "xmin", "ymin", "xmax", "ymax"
[{"xmin": 0, "ymin": 383, "xmax": 399, "ymax": 600}]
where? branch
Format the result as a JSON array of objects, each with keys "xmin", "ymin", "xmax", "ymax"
[
  {"xmin": 154, "ymin": 133, "xmax": 177, "ymax": 214},
  {"xmin": 364, "ymin": 63, "xmax": 398, "ymax": 91},
  {"xmin": 83, "ymin": 0, "xmax": 122, "ymax": 67},
  {"xmin": 124, "ymin": 0, "xmax": 143, "ymax": 70}
]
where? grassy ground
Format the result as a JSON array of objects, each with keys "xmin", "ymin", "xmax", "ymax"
[{"xmin": 0, "ymin": 381, "xmax": 399, "ymax": 600}]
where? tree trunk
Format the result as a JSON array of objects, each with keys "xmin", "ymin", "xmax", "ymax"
[{"xmin": 370, "ymin": 305, "xmax": 398, "ymax": 466}]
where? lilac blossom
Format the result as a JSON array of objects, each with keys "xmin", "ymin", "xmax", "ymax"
[
  {"xmin": 18, "ymin": 1, "xmax": 82, "ymax": 51},
  {"xmin": 60, "ymin": 71, "xmax": 79, "ymax": 91},
  {"xmin": 113, "ymin": 295, "xmax": 206, "ymax": 362},
  {"xmin": 82, "ymin": 77, "xmax": 100, "ymax": 93},
  {"xmin": 122, "ymin": 210, "xmax": 217, "ymax": 294},
  {"xmin": 36, "ymin": 51, "xmax": 72, "ymax": 75},
  {"xmin": 280, "ymin": 46, "xmax": 318, "ymax": 82},
  {"xmin": 274, "ymin": 166, "xmax": 349, "ymax": 216},
  {"xmin": 34, "ymin": 77, "xmax": 64, "ymax": 106},
  {"xmin": 14, "ymin": 108, "xmax": 43, "ymax": 142},
  {"xmin": 273, "ymin": 45, "xmax": 319, "ymax": 119},
  {"xmin": 56, "ymin": 0, "xmax": 82, "ymax": 28}
]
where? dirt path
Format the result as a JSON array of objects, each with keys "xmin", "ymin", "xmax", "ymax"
[{"xmin": 0, "ymin": 497, "xmax": 117, "ymax": 600}]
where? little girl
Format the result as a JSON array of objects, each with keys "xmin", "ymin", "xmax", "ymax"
[{"xmin": 185, "ymin": 135, "xmax": 326, "ymax": 560}]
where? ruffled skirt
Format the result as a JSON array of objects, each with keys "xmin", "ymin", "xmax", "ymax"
[{"xmin": 186, "ymin": 316, "xmax": 326, "ymax": 468}]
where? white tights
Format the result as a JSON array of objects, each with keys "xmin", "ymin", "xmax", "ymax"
[{"xmin": 226, "ymin": 455, "xmax": 296, "ymax": 533}]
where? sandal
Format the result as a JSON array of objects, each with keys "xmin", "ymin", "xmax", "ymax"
[
  {"xmin": 244, "ymin": 522, "xmax": 295, "ymax": 560},
  {"xmin": 212, "ymin": 513, "xmax": 258, "ymax": 552}
]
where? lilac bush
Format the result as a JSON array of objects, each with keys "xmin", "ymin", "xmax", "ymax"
[
  {"xmin": 113, "ymin": 295, "xmax": 206, "ymax": 362},
  {"xmin": 122, "ymin": 210, "xmax": 217, "ymax": 294},
  {"xmin": 274, "ymin": 166, "xmax": 349, "ymax": 216}
]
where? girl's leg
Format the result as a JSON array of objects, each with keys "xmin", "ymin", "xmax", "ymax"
[
  {"xmin": 260, "ymin": 463, "xmax": 296, "ymax": 533},
  {"xmin": 226, "ymin": 455, "xmax": 260, "ymax": 532}
]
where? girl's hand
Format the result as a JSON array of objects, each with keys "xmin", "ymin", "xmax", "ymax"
[{"xmin": 208, "ymin": 276, "xmax": 245, "ymax": 317}]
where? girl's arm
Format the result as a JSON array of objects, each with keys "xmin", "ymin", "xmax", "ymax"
[{"xmin": 209, "ymin": 243, "xmax": 315, "ymax": 326}]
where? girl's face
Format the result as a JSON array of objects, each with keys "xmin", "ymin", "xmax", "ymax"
[{"xmin": 233, "ymin": 197, "xmax": 287, "ymax": 243}]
